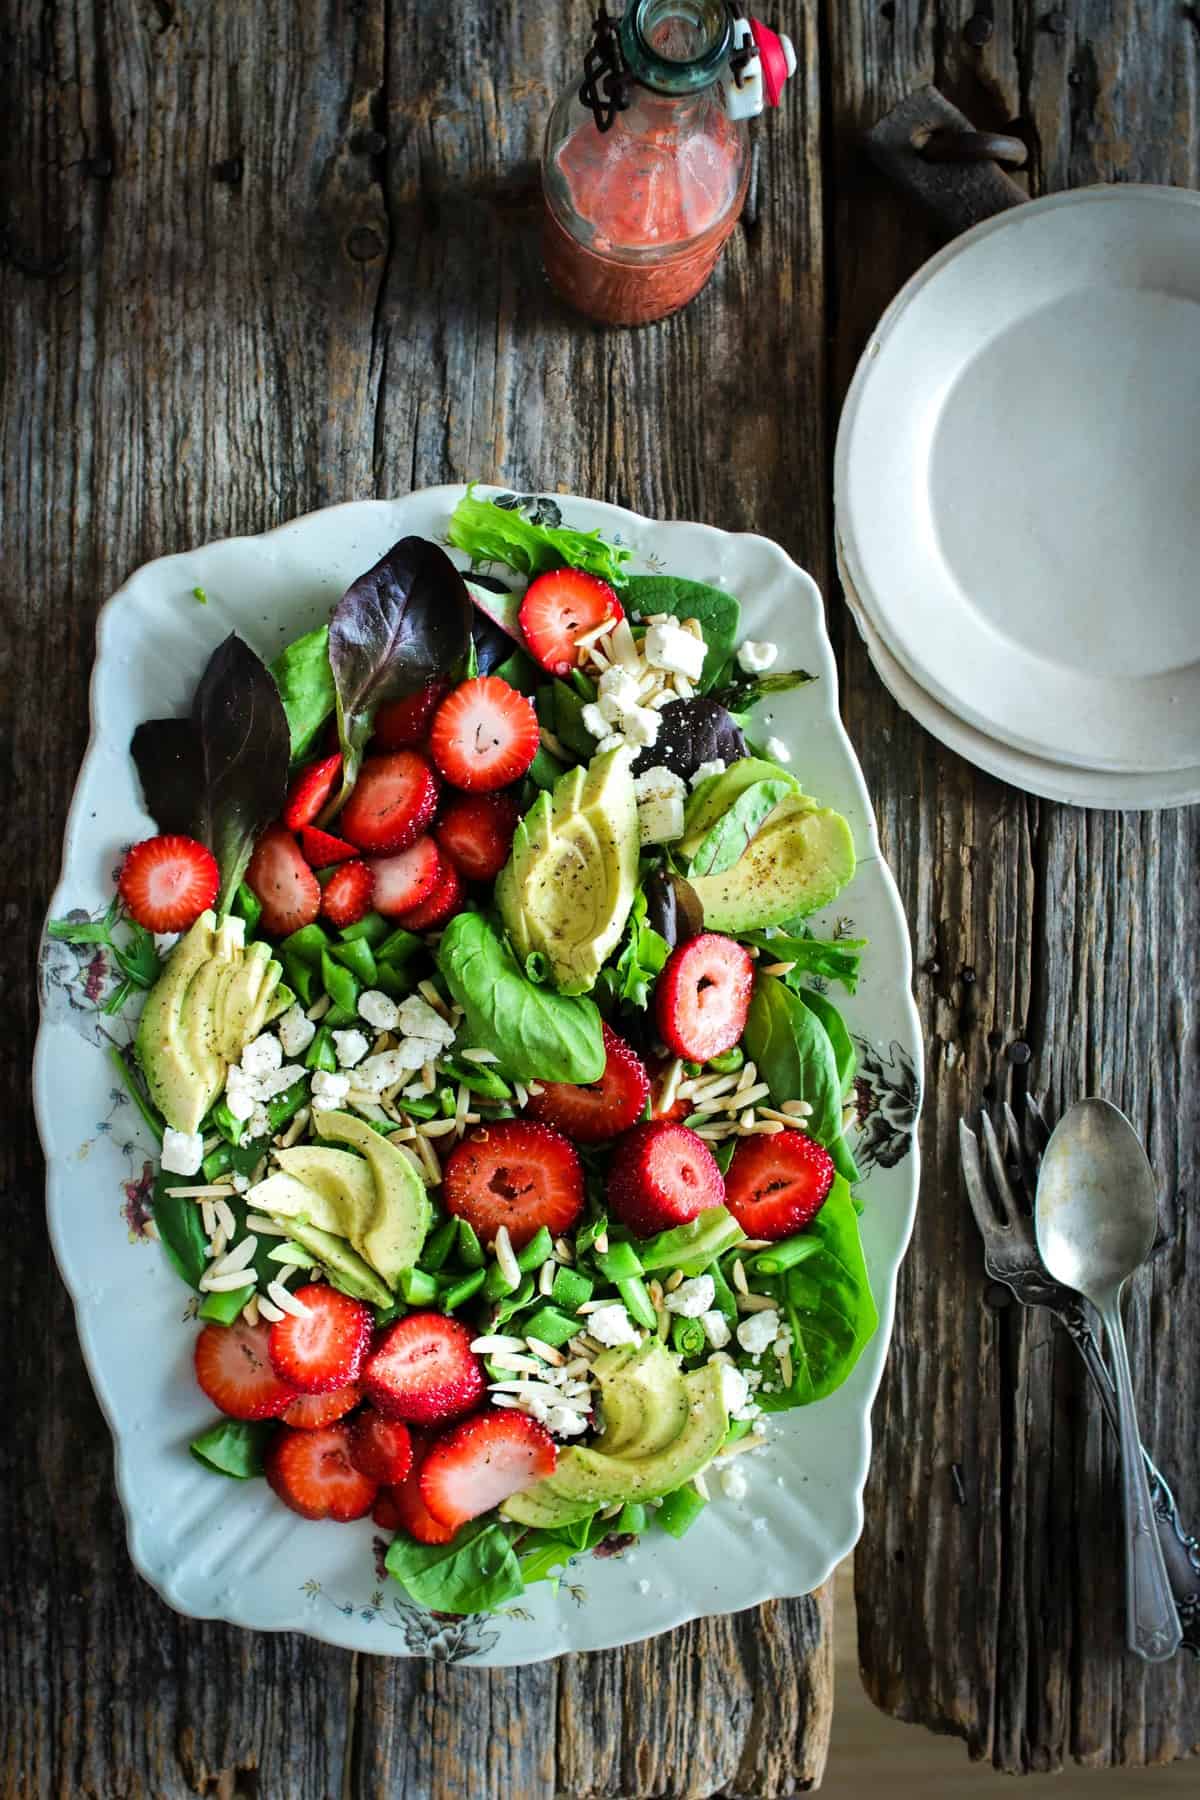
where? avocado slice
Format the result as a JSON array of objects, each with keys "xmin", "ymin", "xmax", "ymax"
[
  {"xmin": 313, "ymin": 1110, "xmax": 432, "ymax": 1283},
  {"xmin": 276, "ymin": 1218, "xmax": 393, "ymax": 1309},
  {"xmin": 680, "ymin": 757, "xmax": 805, "ymax": 855},
  {"xmin": 135, "ymin": 912, "xmax": 218, "ymax": 1133},
  {"xmin": 247, "ymin": 1170, "xmax": 349, "ymax": 1239},
  {"xmin": 215, "ymin": 939, "xmax": 270, "ymax": 1061},
  {"xmin": 593, "ymin": 1342, "xmax": 691, "ymax": 1458},
  {"xmin": 274, "ymin": 1145, "xmax": 376, "ymax": 1250},
  {"xmin": 496, "ymin": 747, "xmax": 639, "ymax": 995},
  {"xmin": 502, "ymin": 1360, "xmax": 728, "ymax": 1529},
  {"xmin": 688, "ymin": 804, "xmax": 856, "ymax": 932}
]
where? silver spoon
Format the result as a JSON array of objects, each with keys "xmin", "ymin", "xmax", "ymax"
[{"xmin": 1035, "ymin": 1097, "xmax": 1182, "ymax": 1661}]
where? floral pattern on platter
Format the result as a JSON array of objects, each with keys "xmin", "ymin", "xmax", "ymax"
[
  {"xmin": 850, "ymin": 1037, "xmax": 921, "ymax": 1173},
  {"xmin": 305, "ymin": 1573, "xmax": 504, "ymax": 1662},
  {"xmin": 39, "ymin": 920, "xmax": 124, "ymax": 1048}
]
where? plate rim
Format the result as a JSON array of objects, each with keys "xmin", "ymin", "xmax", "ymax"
[
  {"xmin": 834, "ymin": 182, "xmax": 1200, "ymax": 779},
  {"xmin": 35, "ymin": 485, "xmax": 923, "ymax": 1661}
]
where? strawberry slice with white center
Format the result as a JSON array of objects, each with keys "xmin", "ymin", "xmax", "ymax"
[
  {"xmin": 393, "ymin": 855, "xmax": 465, "ymax": 931},
  {"xmin": 267, "ymin": 1284, "xmax": 374, "ymax": 1395},
  {"xmin": 606, "ymin": 1119, "xmax": 725, "ymax": 1237},
  {"xmin": 419, "ymin": 1411, "xmax": 557, "ymax": 1531},
  {"xmin": 319, "ymin": 858, "xmax": 374, "ymax": 928},
  {"xmin": 526, "ymin": 1023, "xmax": 650, "ymax": 1143},
  {"xmin": 193, "ymin": 1319, "xmax": 298, "ymax": 1421},
  {"xmin": 117, "ymin": 834, "xmax": 219, "ymax": 933},
  {"xmin": 654, "ymin": 931, "xmax": 754, "ymax": 1062},
  {"xmin": 281, "ymin": 1383, "xmax": 363, "ymax": 1429},
  {"xmin": 428, "ymin": 676, "xmax": 540, "ymax": 792},
  {"xmin": 338, "ymin": 750, "xmax": 440, "ymax": 854},
  {"xmin": 367, "ymin": 836, "xmax": 442, "ymax": 916},
  {"xmin": 265, "ymin": 1423, "xmax": 379, "ymax": 1522},
  {"xmin": 348, "ymin": 1407, "xmax": 414, "ymax": 1485},
  {"xmin": 433, "ymin": 791, "xmax": 519, "ymax": 883},
  {"xmin": 723, "ymin": 1130, "xmax": 835, "ymax": 1239},
  {"xmin": 518, "ymin": 569, "xmax": 624, "ymax": 676},
  {"xmin": 372, "ymin": 679, "xmax": 452, "ymax": 750},
  {"xmin": 282, "ymin": 752, "xmax": 343, "ymax": 830},
  {"xmin": 245, "ymin": 824, "xmax": 322, "ymax": 935},
  {"xmin": 363, "ymin": 1313, "xmax": 485, "ymax": 1426}
]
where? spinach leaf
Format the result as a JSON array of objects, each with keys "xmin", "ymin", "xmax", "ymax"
[
  {"xmin": 448, "ymin": 487, "xmax": 632, "ymax": 587},
  {"xmin": 741, "ymin": 929, "xmax": 866, "ymax": 994},
  {"xmin": 190, "ymin": 1419, "xmax": 274, "ymax": 1479},
  {"xmin": 621, "ymin": 575, "xmax": 739, "ymax": 690},
  {"xmin": 754, "ymin": 1175, "xmax": 877, "ymax": 1408},
  {"xmin": 709, "ymin": 666, "xmax": 817, "ymax": 714},
  {"xmin": 385, "ymin": 1519, "xmax": 525, "ymax": 1614},
  {"xmin": 684, "ymin": 777, "xmax": 793, "ymax": 879},
  {"xmin": 517, "ymin": 1535, "xmax": 576, "ymax": 1587},
  {"xmin": 465, "ymin": 577, "xmax": 525, "ymax": 667},
  {"xmin": 630, "ymin": 696, "xmax": 747, "ymax": 781},
  {"xmin": 534, "ymin": 679, "xmax": 593, "ymax": 761},
  {"xmin": 436, "ymin": 911, "xmax": 605, "ymax": 1083},
  {"xmin": 327, "ymin": 537, "xmax": 473, "ymax": 810},
  {"xmin": 151, "ymin": 1170, "xmax": 209, "ymax": 1290},
  {"xmin": 798, "ymin": 987, "xmax": 856, "ymax": 1095},
  {"xmin": 599, "ymin": 890, "xmax": 670, "ymax": 1010},
  {"xmin": 131, "ymin": 634, "xmax": 291, "ymax": 915},
  {"xmin": 743, "ymin": 974, "xmax": 848, "ymax": 1163},
  {"xmin": 270, "ymin": 625, "xmax": 336, "ymax": 760}
]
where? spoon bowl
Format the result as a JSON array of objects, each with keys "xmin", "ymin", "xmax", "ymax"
[{"xmin": 1034, "ymin": 1097, "xmax": 1180, "ymax": 1662}]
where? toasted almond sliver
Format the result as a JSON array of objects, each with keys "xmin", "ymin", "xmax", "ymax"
[
  {"xmin": 257, "ymin": 1296, "xmax": 286, "ymax": 1324},
  {"xmin": 731, "ymin": 1258, "xmax": 749, "ymax": 1296},
  {"xmin": 419, "ymin": 1118, "xmax": 458, "ymax": 1139},
  {"xmin": 417, "ymin": 980, "xmax": 452, "ymax": 1020},
  {"xmin": 528, "ymin": 1337, "xmax": 565, "ymax": 1366},
  {"xmin": 241, "ymin": 1295, "xmax": 260, "ymax": 1327},
  {"xmin": 665, "ymin": 1269, "xmax": 685, "ymax": 1292},
  {"xmin": 214, "ymin": 1199, "xmax": 237, "ymax": 1240},
  {"xmin": 470, "ymin": 1334, "xmax": 527, "ymax": 1354},
  {"xmin": 740, "ymin": 1120, "xmax": 785, "ymax": 1136},
  {"xmin": 208, "ymin": 1234, "xmax": 258, "ymax": 1278},
  {"xmin": 760, "ymin": 961, "xmax": 797, "ymax": 977},
  {"xmin": 200, "ymin": 1269, "xmax": 258, "ymax": 1293},
  {"xmin": 165, "ymin": 1183, "xmax": 235, "ymax": 1200},
  {"xmin": 778, "ymin": 1350, "xmax": 794, "ymax": 1387},
  {"xmin": 539, "ymin": 1260, "xmax": 556, "ymax": 1296},
  {"xmin": 277, "ymin": 1106, "xmax": 311, "ymax": 1149},
  {"xmin": 715, "ymin": 1430, "xmax": 768, "ymax": 1463},
  {"xmin": 781, "ymin": 1098, "xmax": 814, "ymax": 1117},
  {"xmin": 244, "ymin": 1213, "xmax": 288, "ymax": 1236},
  {"xmin": 527, "ymin": 1081, "xmax": 544, "ymax": 1097},
  {"xmin": 267, "ymin": 1279, "xmax": 308, "ymax": 1317},
  {"xmin": 494, "ymin": 1225, "xmax": 521, "ymax": 1289},
  {"xmin": 539, "ymin": 726, "xmax": 571, "ymax": 760},
  {"xmin": 692, "ymin": 1469, "xmax": 711, "ymax": 1500},
  {"xmin": 593, "ymin": 1231, "xmax": 609, "ymax": 1255},
  {"xmin": 201, "ymin": 1200, "xmax": 217, "ymax": 1237},
  {"xmin": 738, "ymin": 1238, "xmax": 772, "ymax": 1251},
  {"xmin": 461, "ymin": 1047, "xmax": 500, "ymax": 1064},
  {"xmin": 307, "ymin": 993, "xmax": 332, "ymax": 1022},
  {"xmin": 737, "ymin": 1293, "xmax": 779, "ymax": 1313},
  {"xmin": 487, "ymin": 1352, "xmax": 548, "ymax": 1375},
  {"xmin": 554, "ymin": 1237, "xmax": 574, "ymax": 1263}
]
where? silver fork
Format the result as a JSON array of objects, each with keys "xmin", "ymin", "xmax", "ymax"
[{"xmin": 960, "ymin": 1093, "xmax": 1199, "ymax": 1655}]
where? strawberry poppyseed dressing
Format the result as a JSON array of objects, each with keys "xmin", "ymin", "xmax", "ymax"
[{"xmin": 542, "ymin": 2, "xmax": 767, "ymax": 327}]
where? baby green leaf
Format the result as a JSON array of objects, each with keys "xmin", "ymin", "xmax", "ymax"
[
  {"xmin": 436, "ymin": 911, "xmax": 605, "ymax": 1083},
  {"xmin": 385, "ymin": 1519, "xmax": 525, "ymax": 1614}
]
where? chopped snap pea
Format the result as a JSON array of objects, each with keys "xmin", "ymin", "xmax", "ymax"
[
  {"xmin": 420, "ymin": 1218, "xmax": 459, "ymax": 1274},
  {"xmin": 456, "ymin": 1219, "xmax": 485, "ymax": 1270},
  {"xmin": 305, "ymin": 1025, "xmax": 338, "ymax": 1073},
  {"xmin": 594, "ymin": 1239, "xmax": 644, "ymax": 1282},
  {"xmin": 375, "ymin": 925, "xmax": 422, "ymax": 965},
  {"xmin": 527, "ymin": 745, "xmax": 567, "ymax": 791},
  {"xmin": 550, "ymin": 1266, "xmax": 593, "ymax": 1313},
  {"xmin": 706, "ymin": 1046, "xmax": 744, "ymax": 1074},
  {"xmin": 279, "ymin": 922, "xmax": 331, "ymax": 966},
  {"xmin": 322, "ymin": 1001, "xmax": 359, "ymax": 1028},
  {"xmin": 320, "ymin": 948, "xmax": 360, "ymax": 1015},
  {"xmin": 198, "ymin": 1287, "xmax": 253, "ymax": 1326},
  {"xmin": 210, "ymin": 1096, "xmax": 245, "ymax": 1148},
  {"xmin": 441, "ymin": 1056, "xmax": 513, "ymax": 1101},
  {"xmin": 267, "ymin": 1079, "xmax": 310, "ymax": 1133},
  {"xmin": 395, "ymin": 1094, "xmax": 440, "ymax": 1121},
  {"xmin": 193, "ymin": 585, "xmax": 208, "ymax": 604},
  {"xmin": 748, "ymin": 1234, "xmax": 821, "ymax": 1277},
  {"xmin": 441, "ymin": 1268, "xmax": 486, "ymax": 1312},
  {"xmin": 616, "ymin": 1501, "xmax": 647, "ymax": 1535},
  {"xmin": 683, "ymin": 1061, "xmax": 703, "ymax": 1078},
  {"xmin": 483, "ymin": 1259, "xmax": 522, "ymax": 1302},
  {"xmin": 671, "ymin": 1314, "xmax": 706, "ymax": 1358},
  {"xmin": 569, "ymin": 667, "xmax": 596, "ymax": 702},
  {"xmin": 399, "ymin": 1267, "xmax": 439, "ymax": 1306},
  {"xmin": 516, "ymin": 1226, "xmax": 555, "ymax": 1274},
  {"xmin": 231, "ymin": 881, "xmax": 262, "ymax": 934},
  {"xmin": 202, "ymin": 1144, "xmax": 234, "ymax": 1182},
  {"xmin": 707, "ymin": 1261, "xmax": 739, "ymax": 1328},
  {"xmin": 522, "ymin": 1305, "xmax": 581, "ymax": 1348},
  {"xmin": 330, "ymin": 937, "xmax": 378, "ymax": 986},
  {"xmin": 723, "ymin": 1418, "xmax": 754, "ymax": 1448},
  {"xmin": 280, "ymin": 953, "xmax": 316, "ymax": 1007},
  {"xmin": 492, "ymin": 1272, "xmax": 536, "ymax": 1322},
  {"xmin": 575, "ymin": 1214, "xmax": 608, "ymax": 1256},
  {"xmin": 657, "ymin": 1483, "xmax": 707, "ymax": 1538},
  {"xmin": 617, "ymin": 1274, "xmax": 658, "ymax": 1331},
  {"xmin": 338, "ymin": 912, "xmax": 389, "ymax": 946}
]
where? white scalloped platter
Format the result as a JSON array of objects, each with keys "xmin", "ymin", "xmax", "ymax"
[{"xmin": 35, "ymin": 486, "xmax": 922, "ymax": 1665}]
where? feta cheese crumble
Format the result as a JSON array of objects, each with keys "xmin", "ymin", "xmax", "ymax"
[
  {"xmin": 620, "ymin": 705, "xmax": 661, "ymax": 749},
  {"xmin": 276, "ymin": 1003, "xmax": 316, "ymax": 1057},
  {"xmin": 357, "ymin": 989, "xmax": 400, "ymax": 1031},
  {"xmin": 720, "ymin": 1463, "xmax": 749, "ymax": 1501},
  {"xmin": 664, "ymin": 1274, "xmax": 715, "ymax": 1318},
  {"xmin": 161, "ymin": 1127, "xmax": 204, "ymax": 1177},
  {"xmin": 240, "ymin": 1033, "xmax": 283, "ymax": 1079},
  {"xmin": 736, "ymin": 639, "xmax": 778, "ymax": 674},
  {"xmin": 396, "ymin": 995, "xmax": 456, "ymax": 1049},
  {"xmin": 764, "ymin": 735, "xmax": 792, "ymax": 764},
  {"xmin": 586, "ymin": 1303, "xmax": 640, "ymax": 1347},
  {"xmin": 581, "ymin": 701, "xmax": 608, "ymax": 741},
  {"xmin": 690, "ymin": 758, "xmax": 726, "ymax": 788},
  {"xmin": 699, "ymin": 1309, "xmax": 732, "ymax": 1349},
  {"xmin": 644, "ymin": 621, "xmax": 706, "ymax": 682},
  {"xmin": 310, "ymin": 1069, "xmax": 351, "ymax": 1110},
  {"xmin": 332, "ymin": 1029, "xmax": 369, "ymax": 1068},
  {"xmin": 736, "ymin": 1309, "xmax": 781, "ymax": 1355},
  {"xmin": 638, "ymin": 793, "xmax": 685, "ymax": 845}
]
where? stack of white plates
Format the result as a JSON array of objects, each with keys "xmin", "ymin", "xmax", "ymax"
[{"xmin": 834, "ymin": 186, "xmax": 1200, "ymax": 810}]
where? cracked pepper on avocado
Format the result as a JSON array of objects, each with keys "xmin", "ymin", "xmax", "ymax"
[{"xmin": 50, "ymin": 491, "xmax": 876, "ymax": 1616}]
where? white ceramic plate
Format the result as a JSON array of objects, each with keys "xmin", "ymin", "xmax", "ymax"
[
  {"xmin": 836, "ymin": 186, "xmax": 1200, "ymax": 778},
  {"xmin": 837, "ymin": 551, "xmax": 1200, "ymax": 811},
  {"xmin": 35, "ymin": 486, "xmax": 922, "ymax": 1665}
]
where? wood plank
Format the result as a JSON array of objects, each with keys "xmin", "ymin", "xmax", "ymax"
[
  {"xmin": 828, "ymin": 0, "xmax": 1200, "ymax": 1773},
  {"xmin": 3, "ymin": 0, "xmax": 835, "ymax": 1793}
]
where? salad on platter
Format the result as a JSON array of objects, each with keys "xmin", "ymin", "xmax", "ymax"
[{"xmin": 49, "ymin": 489, "xmax": 876, "ymax": 1618}]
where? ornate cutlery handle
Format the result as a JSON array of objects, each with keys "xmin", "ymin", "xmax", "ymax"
[{"xmin": 1059, "ymin": 1299, "xmax": 1200, "ymax": 1654}]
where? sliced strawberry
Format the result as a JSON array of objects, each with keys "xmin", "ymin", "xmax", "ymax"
[
  {"xmin": 267, "ymin": 1284, "xmax": 374, "ymax": 1395},
  {"xmin": 518, "ymin": 569, "xmax": 624, "ymax": 677},
  {"xmin": 193, "ymin": 1320, "xmax": 297, "ymax": 1421},
  {"xmin": 419, "ymin": 1411, "xmax": 557, "ymax": 1531},
  {"xmin": 724, "ymin": 1130, "xmax": 835, "ymax": 1239},
  {"xmin": 320, "ymin": 858, "xmax": 374, "ymax": 928},
  {"xmin": 348, "ymin": 1406, "xmax": 414, "ymax": 1485},
  {"xmin": 245, "ymin": 825, "xmax": 321, "ymax": 935},
  {"xmin": 367, "ymin": 836, "xmax": 442, "ymax": 917},
  {"xmin": 655, "ymin": 932, "xmax": 754, "ymax": 1063},
  {"xmin": 117, "ymin": 834, "xmax": 219, "ymax": 933},
  {"xmin": 527, "ymin": 1024, "xmax": 650, "ymax": 1144},
  {"xmin": 428, "ymin": 676, "xmax": 539, "ymax": 792},
  {"xmin": 372, "ymin": 679, "xmax": 452, "ymax": 750},
  {"xmin": 265, "ymin": 1423, "xmax": 378, "ymax": 1522},
  {"xmin": 339, "ymin": 750, "xmax": 440, "ymax": 854},
  {"xmin": 394, "ymin": 856, "xmax": 465, "ymax": 931},
  {"xmin": 299, "ymin": 824, "xmax": 359, "ymax": 868},
  {"xmin": 434, "ymin": 791, "xmax": 519, "ymax": 884},
  {"xmin": 283, "ymin": 752, "xmax": 343, "ymax": 830},
  {"xmin": 281, "ymin": 1382, "xmax": 363, "ymax": 1429},
  {"xmin": 443, "ymin": 1119, "xmax": 584, "ymax": 1250},
  {"xmin": 363, "ymin": 1314, "xmax": 485, "ymax": 1426},
  {"xmin": 606, "ymin": 1120, "xmax": 725, "ymax": 1238},
  {"xmin": 372, "ymin": 1486, "xmax": 405, "ymax": 1532},
  {"xmin": 386, "ymin": 1436, "xmax": 457, "ymax": 1544}
]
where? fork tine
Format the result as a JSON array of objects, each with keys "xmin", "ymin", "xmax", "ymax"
[
  {"xmin": 979, "ymin": 1109, "xmax": 1021, "ymax": 1227},
  {"xmin": 1001, "ymin": 1099, "xmax": 1037, "ymax": 1206},
  {"xmin": 1025, "ymin": 1091, "xmax": 1051, "ymax": 1157},
  {"xmin": 959, "ymin": 1119, "xmax": 1007, "ymax": 1246}
]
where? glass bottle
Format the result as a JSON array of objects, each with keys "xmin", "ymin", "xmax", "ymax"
[{"xmin": 542, "ymin": 3, "xmax": 794, "ymax": 327}]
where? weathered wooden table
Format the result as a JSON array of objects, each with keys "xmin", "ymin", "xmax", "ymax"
[{"xmin": 5, "ymin": 2, "xmax": 1197, "ymax": 1792}]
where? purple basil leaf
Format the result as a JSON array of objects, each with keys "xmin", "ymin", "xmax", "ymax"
[
  {"xmin": 131, "ymin": 634, "xmax": 291, "ymax": 915},
  {"xmin": 328, "ymin": 537, "xmax": 473, "ymax": 807},
  {"xmin": 630, "ymin": 697, "xmax": 747, "ymax": 782},
  {"xmin": 645, "ymin": 870, "xmax": 705, "ymax": 947}
]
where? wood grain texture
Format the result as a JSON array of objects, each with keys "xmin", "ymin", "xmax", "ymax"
[
  {"xmin": 830, "ymin": 0, "xmax": 1200, "ymax": 1775},
  {"xmin": 2, "ymin": 1, "xmax": 834, "ymax": 1794}
]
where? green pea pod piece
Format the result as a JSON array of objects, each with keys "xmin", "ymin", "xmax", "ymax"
[
  {"xmin": 658, "ymin": 1483, "xmax": 707, "ymax": 1538},
  {"xmin": 330, "ymin": 937, "xmax": 378, "ymax": 986}
]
